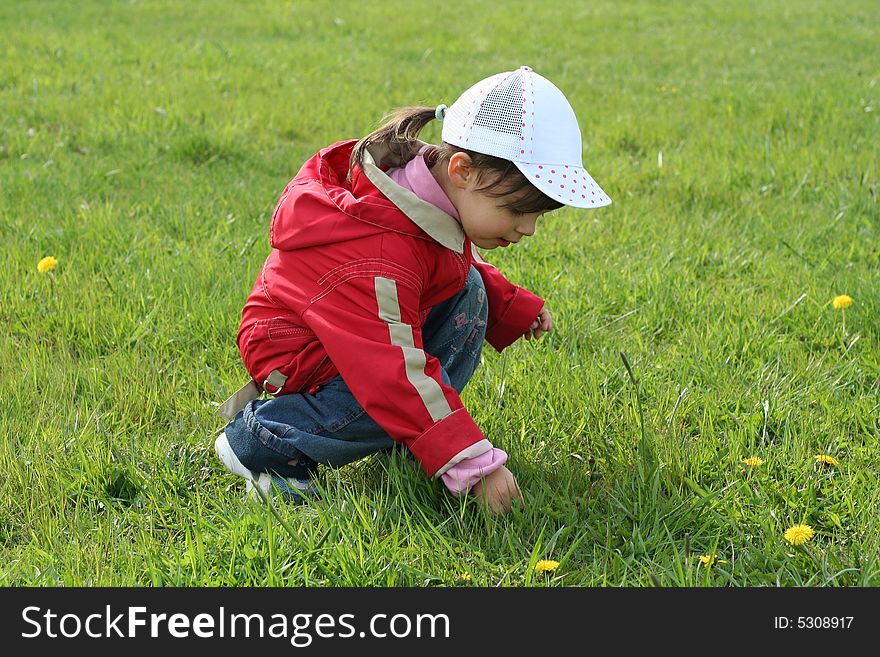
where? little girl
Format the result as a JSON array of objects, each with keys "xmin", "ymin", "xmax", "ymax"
[{"xmin": 214, "ymin": 66, "xmax": 611, "ymax": 514}]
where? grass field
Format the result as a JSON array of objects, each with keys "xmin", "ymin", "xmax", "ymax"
[{"xmin": 1, "ymin": 0, "xmax": 878, "ymax": 586}]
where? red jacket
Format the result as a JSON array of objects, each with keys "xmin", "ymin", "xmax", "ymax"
[{"xmin": 237, "ymin": 140, "xmax": 545, "ymax": 477}]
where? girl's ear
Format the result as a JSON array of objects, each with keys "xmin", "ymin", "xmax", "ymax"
[{"xmin": 446, "ymin": 152, "xmax": 473, "ymax": 190}]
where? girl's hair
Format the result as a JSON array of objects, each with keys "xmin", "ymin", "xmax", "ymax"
[{"xmin": 349, "ymin": 106, "xmax": 564, "ymax": 215}]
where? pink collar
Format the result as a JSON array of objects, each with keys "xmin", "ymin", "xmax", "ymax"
[{"xmin": 387, "ymin": 146, "xmax": 460, "ymax": 222}]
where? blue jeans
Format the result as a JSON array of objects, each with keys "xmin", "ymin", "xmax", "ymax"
[{"xmin": 223, "ymin": 266, "xmax": 488, "ymax": 479}]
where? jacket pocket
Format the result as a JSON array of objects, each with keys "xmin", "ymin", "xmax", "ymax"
[
  {"xmin": 268, "ymin": 324, "xmax": 313, "ymax": 342},
  {"xmin": 241, "ymin": 317, "xmax": 339, "ymax": 395},
  {"xmin": 241, "ymin": 317, "xmax": 314, "ymax": 384}
]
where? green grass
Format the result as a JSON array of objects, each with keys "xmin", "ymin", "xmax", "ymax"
[{"xmin": 1, "ymin": 0, "xmax": 878, "ymax": 586}]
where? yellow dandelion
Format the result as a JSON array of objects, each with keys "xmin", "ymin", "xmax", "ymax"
[
  {"xmin": 815, "ymin": 454, "xmax": 839, "ymax": 466},
  {"xmin": 534, "ymin": 560, "xmax": 560, "ymax": 573},
  {"xmin": 37, "ymin": 256, "xmax": 58, "ymax": 273},
  {"xmin": 832, "ymin": 295, "xmax": 852, "ymax": 310},
  {"xmin": 698, "ymin": 554, "xmax": 727, "ymax": 566},
  {"xmin": 458, "ymin": 573, "xmax": 471, "ymax": 582},
  {"xmin": 784, "ymin": 524, "xmax": 815, "ymax": 546},
  {"xmin": 742, "ymin": 456, "xmax": 764, "ymax": 467}
]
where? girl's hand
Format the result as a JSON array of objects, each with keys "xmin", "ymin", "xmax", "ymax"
[
  {"xmin": 471, "ymin": 466, "xmax": 522, "ymax": 514},
  {"xmin": 524, "ymin": 306, "xmax": 553, "ymax": 340}
]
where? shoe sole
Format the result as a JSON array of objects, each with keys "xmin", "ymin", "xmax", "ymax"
[
  {"xmin": 214, "ymin": 431, "xmax": 266, "ymax": 499},
  {"xmin": 214, "ymin": 431, "xmax": 314, "ymax": 502},
  {"xmin": 214, "ymin": 431, "xmax": 258, "ymax": 480}
]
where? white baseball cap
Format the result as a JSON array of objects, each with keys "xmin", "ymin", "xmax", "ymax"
[{"xmin": 441, "ymin": 66, "xmax": 611, "ymax": 209}]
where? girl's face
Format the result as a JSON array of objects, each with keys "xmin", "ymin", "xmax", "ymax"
[
  {"xmin": 434, "ymin": 152, "xmax": 546, "ymax": 250},
  {"xmin": 455, "ymin": 186, "xmax": 544, "ymax": 250}
]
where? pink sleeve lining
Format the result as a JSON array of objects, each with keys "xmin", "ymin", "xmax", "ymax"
[{"xmin": 440, "ymin": 448, "xmax": 508, "ymax": 496}]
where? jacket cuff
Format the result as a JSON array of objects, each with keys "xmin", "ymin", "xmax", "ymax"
[
  {"xmin": 440, "ymin": 447, "xmax": 508, "ymax": 495},
  {"xmin": 407, "ymin": 408, "xmax": 487, "ymax": 478},
  {"xmin": 485, "ymin": 286, "xmax": 545, "ymax": 352},
  {"xmin": 433, "ymin": 439, "xmax": 494, "ymax": 479}
]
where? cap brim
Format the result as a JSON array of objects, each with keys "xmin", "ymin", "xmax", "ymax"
[{"xmin": 514, "ymin": 161, "xmax": 612, "ymax": 209}]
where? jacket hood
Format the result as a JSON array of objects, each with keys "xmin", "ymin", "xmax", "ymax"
[{"xmin": 269, "ymin": 140, "xmax": 465, "ymax": 253}]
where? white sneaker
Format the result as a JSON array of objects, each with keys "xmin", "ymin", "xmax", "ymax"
[{"xmin": 214, "ymin": 431, "xmax": 317, "ymax": 502}]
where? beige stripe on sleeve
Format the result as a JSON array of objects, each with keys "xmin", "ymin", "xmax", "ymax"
[{"xmin": 374, "ymin": 276, "xmax": 452, "ymax": 423}]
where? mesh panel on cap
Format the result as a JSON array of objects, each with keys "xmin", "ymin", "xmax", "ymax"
[
  {"xmin": 444, "ymin": 70, "xmax": 521, "ymax": 160},
  {"xmin": 465, "ymin": 71, "xmax": 524, "ymax": 159},
  {"xmin": 472, "ymin": 71, "xmax": 524, "ymax": 137}
]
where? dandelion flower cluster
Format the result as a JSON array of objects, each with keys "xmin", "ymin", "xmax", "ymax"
[
  {"xmin": 742, "ymin": 456, "xmax": 764, "ymax": 467},
  {"xmin": 784, "ymin": 524, "xmax": 815, "ymax": 546},
  {"xmin": 534, "ymin": 560, "xmax": 560, "ymax": 573},
  {"xmin": 832, "ymin": 295, "xmax": 853, "ymax": 310},
  {"xmin": 458, "ymin": 573, "xmax": 472, "ymax": 582},
  {"xmin": 815, "ymin": 454, "xmax": 839, "ymax": 466},
  {"xmin": 37, "ymin": 256, "xmax": 58, "ymax": 273}
]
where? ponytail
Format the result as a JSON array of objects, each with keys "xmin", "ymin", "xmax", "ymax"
[
  {"xmin": 348, "ymin": 106, "xmax": 437, "ymax": 179},
  {"xmin": 348, "ymin": 105, "xmax": 564, "ymax": 214}
]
